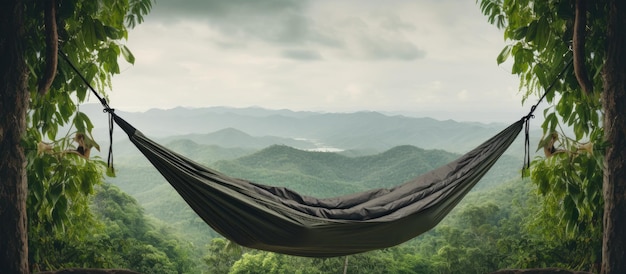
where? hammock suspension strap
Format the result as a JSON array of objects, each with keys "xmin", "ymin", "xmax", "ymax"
[
  {"xmin": 59, "ymin": 50, "xmax": 115, "ymax": 173},
  {"xmin": 521, "ymin": 57, "xmax": 574, "ymax": 172}
]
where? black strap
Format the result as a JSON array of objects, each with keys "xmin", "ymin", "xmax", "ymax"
[
  {"xmin": 59, "ymin": 51, "xmax": 116, "ymax": 173},
  {"xmin": 522, "ymin": 57, "xmax": 574, "ymax": 173}
]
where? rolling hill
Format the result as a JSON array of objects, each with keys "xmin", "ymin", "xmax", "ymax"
[{"xmin": 161, "ymin": 127, "xmax": 317, "ymax": 149}]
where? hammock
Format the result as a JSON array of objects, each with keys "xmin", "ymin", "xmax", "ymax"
[
  {"xmin": 111, "ymin": 113, "xmax": 523, "ymax": 257},
  {"xmin": 59, "ymin": 51, "xmax": 569, "ymax": 258}
]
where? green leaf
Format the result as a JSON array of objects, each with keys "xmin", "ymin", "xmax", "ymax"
[
  {"xmin": 525, "ymin": 21, "xmax": 538, "ymax": 43},
  {"xmin": 79, "ymin": 173, "xmax": 94, "ymax": 194},
  {"xmin": 543, "ymin": 112, "xmax": 558, "ymax": 133},
  {"xmin": 83, "ymin": 133, "xmax": 100, "ymax": 151},
  {"xmin": 121, "ymin": 45, "xmax": 136, "ymax": 64},
  {"xmin": 534, "ymin": 17, "xmax": 549, "ymax": 49},
  {"xmin": 34, "ymin": 158, "xmax": 47, "ymax": 179},
  {"xmin": 511, "ymin": 26, "xmax": 528, "ymax": 40},
  {"xmin": 46, "ymin": 123, "xmax": 58, "ymax": 141},
  {"xmin": 106, "ymin": 166, "xmax": 116, "ymax": 177},
  {"xmin": 74, "ymin": 112, "xmax": 85, "ymax": 133},
  {"xmin": 83, "ymin": 18, "xmax": 98, "ymax": 50},
  {"xmin": 534, "ymin": 63, "xmax": 547, "ymax": 88},
  {"xmin": 497, "ymin": 45, "xmax": 511, "ymax": 65},
  {"xmin": 76, "ymin": 112, "xmax": 95, "ymax": 133},
  {"xmin": 104, "ymin": 25, "xmax": 123, "ymax": 39},
  {"xmin": 93, "ymin": 19, "xmax": 107, "ymax": 42},
  {"xmin": 50, "ymin": 183, "xmax": 64, "ymax": 204}
]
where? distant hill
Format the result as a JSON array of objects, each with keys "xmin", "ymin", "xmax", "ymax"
[
  {"xmin": 161, "ymin": 139, "xmax": 258, "ymax": 163},
  {"xmin": 108, "ymin": 138, "xmax": 257, "ymax": 166},
  {"xmin": 212, "ymin": 144, "xmax": 520, "ymax": 197},
  {"xmin": 161, "ymin": 127, "xmax": 317, "ymax": 149},
  {"xmin": 213, "ymin": 145, "xmax": 452, "ymax": 193}
]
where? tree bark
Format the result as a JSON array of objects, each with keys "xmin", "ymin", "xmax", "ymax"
[
  {"xmin": 0, "ymin": 0, "xmax": 30, "ymax": 273},
  {"xmin": 601, "ymin": 0, "xmax": 626, "ymax": 273}
]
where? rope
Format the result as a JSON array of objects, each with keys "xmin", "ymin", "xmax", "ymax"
[
  {"xmin": 522, "ymin": 57, "xmax": 574, "ymax": 173},
  {"xmin": 59, "ymin": 51, "xmax": 115, "ymax": 173}
]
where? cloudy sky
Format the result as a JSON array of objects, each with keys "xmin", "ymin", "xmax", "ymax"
[{"xmin": 108, "ymin": 0, "xmax": 530, "ymax": 123}]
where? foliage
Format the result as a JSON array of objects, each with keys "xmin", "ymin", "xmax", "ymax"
[
  {"xmin": 91, "ymin": 183, "xmax": 196, "ymax": 273},
  {"xmin": 523, "ymin": 191, "xmax": 602, "ymax": 271},
  {"xmin": 20, "ymin": 0, "xmax": 152, "ymax": 268},
  {"xmin": 204, "ymin": 238, "xmax": 245, "ymax": 274},
  {"xmin": 28, "ymin": 183, "xmax": 194, "ymax": 273},
  {"xmin": 224, "ymin": 249, "xmax": 399, "ymax": 274},
  {"xmin": 479, "ymin": 0, "xmax": 607, "ymax": 268},
  {"xmin": 26, "ymin": 151, "xmax": 105, "ymax": 269}
]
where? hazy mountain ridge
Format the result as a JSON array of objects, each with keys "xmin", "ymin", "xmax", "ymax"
[
  {"xmin": 84, "ymin": 104, "xmax": 535, "ymax": 155},
  {"xmin": 162, "ymin": 139, "xmax": 258, "ymax": 163},
  {"xmin": 106, "ymin": 137, "xmax": 257, "ymax": 166},
  {"xmin": 161, "ymin": 127, "xmax": 318, "ymax": 149}
]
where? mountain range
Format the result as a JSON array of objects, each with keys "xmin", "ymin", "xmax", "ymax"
[{"xmin": 82, "ymin": 104, "xmax": 540, "ymax": 155}]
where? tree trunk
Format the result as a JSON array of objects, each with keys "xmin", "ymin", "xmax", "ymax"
[
  {"xmin": 601, "ymin": 0, "xmax": 626, "ymax": 273},
  {"xmin": 0, "ymin": 0, "xmax": 30, "ymax": 273}
]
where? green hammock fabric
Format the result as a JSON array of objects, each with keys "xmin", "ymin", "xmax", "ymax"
[{"xmin": 112, "ymin": 113, "xmax": 523, "ymax": 257}]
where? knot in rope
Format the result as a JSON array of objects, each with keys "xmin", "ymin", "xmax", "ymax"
[
  {"xmin": 524, "ymin": 105, "xmax": 537, "ymax": 120},
  {"xmin": 522, "ymin": 113, "xmax": 534, "ymax": 174}
]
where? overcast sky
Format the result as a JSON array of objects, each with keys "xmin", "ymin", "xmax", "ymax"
[{"xmin": 107, "ymin": 0, "xmax": 531, "ymax": 123}]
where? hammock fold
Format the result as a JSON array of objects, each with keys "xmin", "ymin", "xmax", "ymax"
[{"xmin": 112, "ymin": 113, "xmax": 523, "ymax": 257}]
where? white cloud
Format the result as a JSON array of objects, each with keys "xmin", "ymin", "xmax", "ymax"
[
  {"xmin": 108, "ymin": 0, "xmax": 527, "ymax": 122},
  {"xmin": 457, "ymin": 90, "xmax": 470, "ymax": 101}
]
